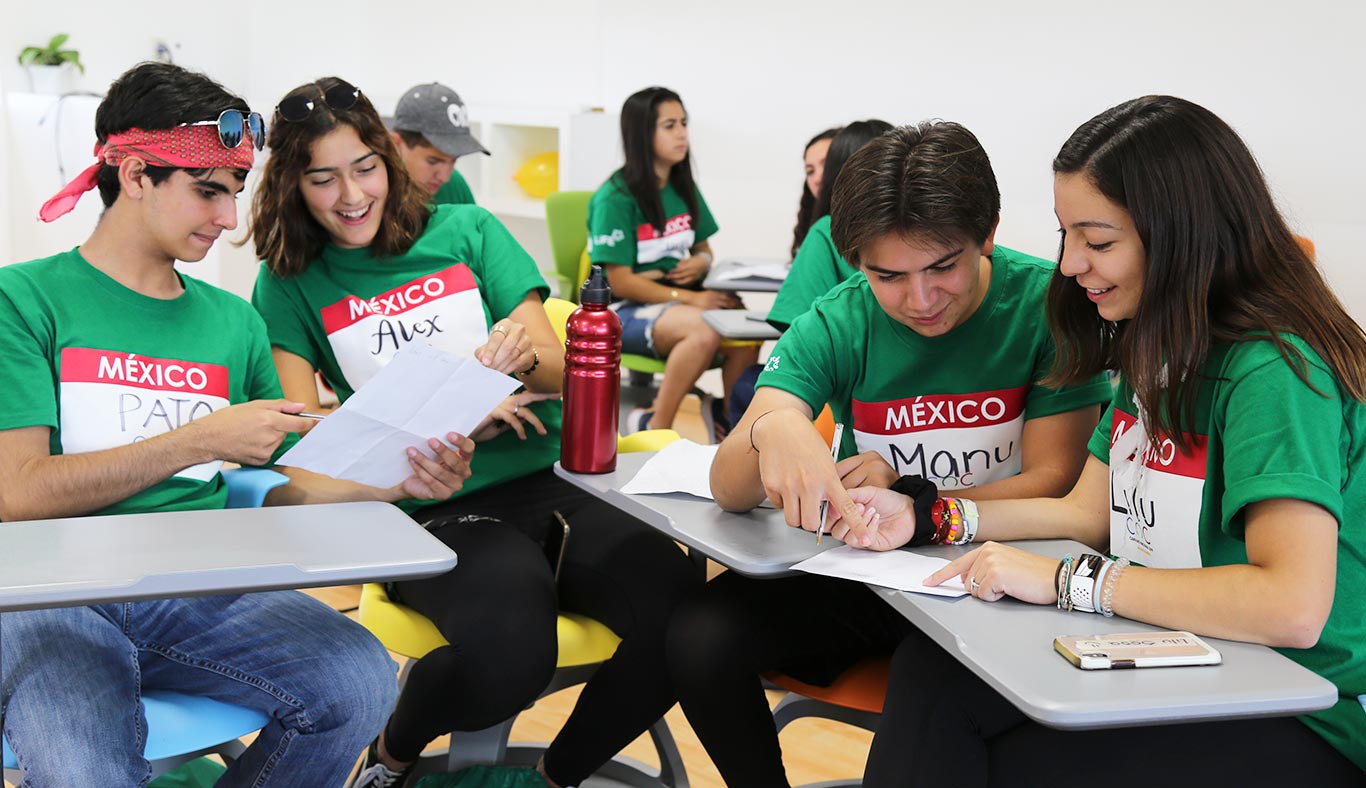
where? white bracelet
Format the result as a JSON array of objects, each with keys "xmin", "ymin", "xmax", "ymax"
[
  {"xmin": 696, "ymin": 251, "xmax": 713, "ymax": 265},
  {"xmin": 957, "ymin": 498, "xmax": 979, "ymax": 544}
]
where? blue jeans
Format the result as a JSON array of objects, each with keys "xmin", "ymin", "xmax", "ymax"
[{"xmin": 0, "ymin": 592, "xmax": 397, "ymax": 788}]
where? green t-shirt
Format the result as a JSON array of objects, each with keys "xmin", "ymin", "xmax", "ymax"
[
  {"xmin": 252, "ymin": 205, "xmax": 558, "ymax": 510},
  {"xmin": 0, "ymin": 250, "xmax": 288, "ymax": 516},
  {"xmin": 586, "ymin": 173, "xmax": 718, "ymax": 276},
  {"xmin": 757, "ymin": 245, "xmax": 1112, "ymax": 492},
  {"xmin": 1088, "ymin": 338, "xmax": 1366, "ymax": 770},
  {"xmin": 432, "ymin": 170, "xmax": 476, "ymax": 206},
  {"xmin": 767, "ymin": 215, "xmax": 859, "ymax": 331}
]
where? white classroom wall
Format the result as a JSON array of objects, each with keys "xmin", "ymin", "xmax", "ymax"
[{"xmin": 4, "ymin": 1, "xmax": 1364, "ymax": 318}]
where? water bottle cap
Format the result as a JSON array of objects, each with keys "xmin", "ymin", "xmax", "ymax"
[{"xmin": 580, "ymin": 263, "xmax": 613, "ymax": 305}]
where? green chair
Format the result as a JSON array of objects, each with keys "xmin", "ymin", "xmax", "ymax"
[{"xmin": 545, "ymin": 191, "xmax": 667, "ymax": 387}]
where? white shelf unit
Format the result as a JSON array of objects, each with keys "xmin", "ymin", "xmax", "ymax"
[{"xmin": 459, "ymin": 106, "xmax": 619, "ymax": 219}]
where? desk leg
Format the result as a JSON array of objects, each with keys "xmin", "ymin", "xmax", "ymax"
[{"xmin": 688, "ymin": 546, "xmax": 708, "ymax": 579}]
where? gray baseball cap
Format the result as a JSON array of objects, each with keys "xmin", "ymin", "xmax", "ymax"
[{"xmin": 388, "ymin": 82, "xmax": 490, "ymax": 158}]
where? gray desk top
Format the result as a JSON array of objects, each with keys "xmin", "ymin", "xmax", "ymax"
[
  {"xmin": 0, "ymin": 501, "xmax": 457, "ymax": 612},
  {"xmin": 701, "ymin": 309, "xmax": 782, "ymax": 340},
  {"xmin": 555, "ymin": 452, "xmax": 840, "ymax": 577},
  {"xmin": 556, "ymin": 452, "xmax": 1339, "ymax": 728},
  {"xmin": 702, "ymin": 260, "xmax": 788, "ymax": 292}
]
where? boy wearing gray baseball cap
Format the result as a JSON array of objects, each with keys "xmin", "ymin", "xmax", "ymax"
[{"xmin": 388, "ymin": 82, "xmax": 489, "ymax": 205}]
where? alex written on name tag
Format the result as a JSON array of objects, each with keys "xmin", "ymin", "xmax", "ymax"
[{"xmin": 58, "ymin": 347, "xmax": 229, "ymax": 482}]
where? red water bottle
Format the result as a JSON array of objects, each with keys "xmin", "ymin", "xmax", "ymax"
[{"xmin": 561, "ymin": 264, "xmax": 621, "ymax": 473}]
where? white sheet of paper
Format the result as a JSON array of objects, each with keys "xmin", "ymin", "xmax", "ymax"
[
  {"xmin": 278, "ymin": 343, "xmax": 521, "ymax": 488},
  {"xmin": 711, "ymin": 259, "xmax": 791, "ymax": 282},
  {"xmin": 792, "ymin": 545, "xmax": 969, "ymax": 597},
  {"xmin": 620, "ymin": 439, "xmax": 720, "ymax": 498}
]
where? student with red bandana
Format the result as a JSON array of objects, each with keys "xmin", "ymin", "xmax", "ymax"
[{"xmin": 0, "ymin": 63, "xmax": 473, "ymax": 787}]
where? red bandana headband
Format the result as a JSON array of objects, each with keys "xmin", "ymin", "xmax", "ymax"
[{"xmin": 38, "ymin": 124, "xmax": 256, "ymax": 223}]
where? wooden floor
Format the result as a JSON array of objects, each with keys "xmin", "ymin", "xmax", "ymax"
[{"xmin": 4, "ymin": 396, "xmax": 873, "ymax": 787}]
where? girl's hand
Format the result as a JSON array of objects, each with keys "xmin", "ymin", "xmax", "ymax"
[
  {"xmin": 688, "ymin": 289, "xmax": 742, "ymax": 310},
  {"xmin": 664, "ymin": 254, "xmax": 710, "ymax": 286},
  {"xmin": 469, "ymin": 392, "xmax": 561, "ymax": 442},
  {"xmin": 385, "ymin": 432, "xmax": 475, "ymax": 501},
  {"xmin": 835, "ymin": 451, "xmax": 899, "ymax": 489},
  {"xmin": 474, "ymin": 320, "xmax": 534, "ymax": 375},
  {"xmin": 924, "ymin": 542, "xmax": 1061, "ymax": 605},
  {"xmin": 826, "ymin": 486, "xmax": 917, "ymax": 550}
]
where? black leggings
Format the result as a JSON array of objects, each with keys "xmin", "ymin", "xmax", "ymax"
[
  {"xmin": 384, "ymin": 468, "xmax": 702, "ymax": 787},
  {"xmin": 666, "ymin": 571, "xmax": 916, "ymax": 788},
  {"xmin": 865, "ymin": 629, "xmax": 1364, "ymax": 786}
]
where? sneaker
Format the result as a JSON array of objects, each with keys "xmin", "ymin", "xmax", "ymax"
[
  {"xmin": 350, "ymin": 738, "xmax": 412, "ymax": 788},
  {"xmin": 698, "ymin": 393, "xmax": 730, "ymax": 444},
  {"xmin": 624, "ymin": 407, "xmax": 654, "ymax": 435}
]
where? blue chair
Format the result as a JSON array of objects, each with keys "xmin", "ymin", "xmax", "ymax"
[{"xmin": 2, "ymin": 469, "xmax": 289, "ymax": 784}]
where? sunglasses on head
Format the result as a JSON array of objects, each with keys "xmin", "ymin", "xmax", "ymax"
[
  {"xmin": 276, "ymin": 81, "xmax": 362, "ymax": 123},
  {"xmin": 180, "ymin": 109, "xmax": 266, "ymax": 151}
]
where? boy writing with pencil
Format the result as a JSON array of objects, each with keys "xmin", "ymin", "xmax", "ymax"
[{"xmin": 667, "ymin": 121, "xmax": 1113, "ymax": 788}]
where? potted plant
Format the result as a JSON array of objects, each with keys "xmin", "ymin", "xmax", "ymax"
[{"xmin": 18, "ymin": 34, "xmax": 84, "ymax": 94}]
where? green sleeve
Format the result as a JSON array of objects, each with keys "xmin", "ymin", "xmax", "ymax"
[
  {"xmin": 1218, "ymin": 350, "xmax": 1346, "ymax": 536},
  {"xmin": 251, "ymin": 265, "xmax": 321, "ymax": 367},
  {"xmin": 588, "ymin": 184, "xmax": 638, "ymax": 267},
  {"xmin": 694, "ymin": 187, "xmax": 719, "ymax": 243},
  {"xmin": 755, "ymin": 305, "xmax": 841, "ymax": 417},
  {"xmin": 768, "ymin": 221, "xmax": 845, "ymax": 330},
  {"xmin": 0, "ymin": 281, "xmax": 57, "ymax": 431},
  {"xmin": 433, "ymin": 170, "xmax": 476, "ymax": 206},
  {"xmin": 474, "ymin": 210, "xmax": 550, "ymax": 321},
  {"xmin": 1022, "ymin": 329, "xmax": 1114, "ymax": 419}
]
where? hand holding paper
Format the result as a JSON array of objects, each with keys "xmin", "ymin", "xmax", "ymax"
[{"xmin": 278, "ymin": 344, "xmax": 521, "ymax": 488}]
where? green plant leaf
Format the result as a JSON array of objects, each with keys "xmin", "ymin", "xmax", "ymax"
[
  {"xmin": 58, "ymin": 50, "xmax": 84, "ymax": 73},
  {"xmin": 48, "ymin": 33, "xmax": 70, "ymax": 50},
  {"xmin": 18, "ymin": 47, "xmax": 42, "ymax": 66}
]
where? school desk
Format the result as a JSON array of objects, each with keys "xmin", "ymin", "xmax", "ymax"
[
  {"xmin": 702, "ymin": 259, "xmax": 788, "ymax": 292},
  {"xmin": 0, "ymin": 501, "xmax": 457, "ymax": 612},
  {"xmin": 702, "ymin": 309, "xmax": 783, "ymax": 340},
  {"xmin": 555, "ymin": 454, "xmax": 1339, "ymax": 728}
]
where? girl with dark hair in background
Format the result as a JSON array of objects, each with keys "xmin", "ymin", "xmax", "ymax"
[
  {"xmin": 728, "ymin": 120, "xmax": 892, "ymax": 426},
  {"xmin": 587, "ymin": 86, "xmax": 758, "ymax": 438},
  {"xmin": 837, "ymin": 96, "xmax": 1366, "ymax": 785},
  {"xmin": 249, "ymin": 77, "xmax": 700, "ymax": 788},
  {"xmin": 790, "ymin": 126, "xmax": 840, "ymax": 259}
]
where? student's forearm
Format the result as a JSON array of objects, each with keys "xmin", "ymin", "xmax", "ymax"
[
  {"xmin": 516, "ymin": 339, "xmax": 566, "ymax": 394},
  {"xmin": 610, "ymin": 271, "xmax": 685, "ymax": 304},
  {"xmin": 974, "ymin": 496, "xmax": 1108, "ymax": 550},
  {"xmin": 0, "ymin": 429, "xmax": 212, "ymax": 521},
  {"xmin": 711, "ymin": 429, "xmax": 767, "ymax": 511},
  {"xmin": 266, "ymin": 466, "xmax": 397, "ymax": 506}
]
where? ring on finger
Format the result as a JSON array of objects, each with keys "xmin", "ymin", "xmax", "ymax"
[
  {"xmin": 492, "ymin": 324, "xmax": 509, "ymax": 336},
  {"xmin": 513, "ymin": 404, "xmax": 520, "ymax": 415},
  {"xmin": 969, "ymin": 577, "xmax": 981, "ymax": 592}
]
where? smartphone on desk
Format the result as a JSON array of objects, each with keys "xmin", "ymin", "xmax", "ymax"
[
  {"xmin": 1054, "ymin": 631, "xmax": 1222, "ymax": 670},
  {"xmin": 545, "ymin": 511, "xmax": 571, "ymax": 583}
]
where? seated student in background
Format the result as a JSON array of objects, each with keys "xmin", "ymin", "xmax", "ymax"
[
  {"xmin": 588, "ymin": 86, "xmax": 758, "ymax": 438},
  {"xmin": 248, "ymin": 77, "xmax": 701, "ymax": 788},
  {"xmin": 728, "ymin": 120, "xmax": 893, "ymax": 426},
  {"xmin": 668, "ymin": 122, "xmax": 1113, "ymax": 788},
  {"xmin": 834, "ymin": 95, "xmax": 1366, "ymax": 787},
  {"xmin": 388, "ymin": 81, "xmax": 486, "ymax": 205},
  {"xmin": 789, "ymin": 126, "xmax": 840, "ymax": 260},
  {"xmin": 0, "ymin": 62, "xmax": 469, "ymax": 788}
]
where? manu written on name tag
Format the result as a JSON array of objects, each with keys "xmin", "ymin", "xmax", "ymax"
[
  {"xmin": 59, "ymin": 347, "xmax": 230, "ymax": 481},
  {"xmin": 851, "ymin": 386, "xmax": 1028, "ymax": 490}
]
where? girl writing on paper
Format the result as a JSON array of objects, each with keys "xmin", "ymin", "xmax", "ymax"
[
  {"xmin": 833, "ymin": 96, "xmax": 1366, "ymax": 785},
  {"xmin": 247, "ymin": 77, "xmax": 700, "ymax": 788}
]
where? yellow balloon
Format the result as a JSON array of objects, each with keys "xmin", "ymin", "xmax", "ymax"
[{"xmin": 513, "ymin": 151, "xmax": 559, "ymax": 199}]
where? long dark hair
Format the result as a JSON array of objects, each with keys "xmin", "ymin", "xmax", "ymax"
[
  {"xmin": 790, "ymin": 127, "xmax": 840, "ymax": 258},
  {"xmin": 813, "ymin": 119, "xmax": 894, "ymax": 222},
  {"xmin": 249, "ymin": 77, "xmax": 431, "ymax": 277},
  {"xmin": 617, "ymin": 86, "xmax": 699, "ymax": 232},
  {"xmin": 1048, "ymin": 95, "xmax": 1366, "ymax": 449}
]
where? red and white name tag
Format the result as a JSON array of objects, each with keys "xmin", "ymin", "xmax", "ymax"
[
  {"xmin": 636, "ymin": 213, "xmax": 695, "ymax": 264},
  {"xmin": 1108, "ymin": 408, "xmax": 1208, "ymax": 568},
  {"xmin": 851, "ymin": 386, "xmax": 1027, "ymax": 490},
  {"xmin": 59, "ymin": 347, "xmax": 230, "ymax": 482},
  {"xmin": 320, "ymin": 265, "xmax": 489, "ymax": 390}
]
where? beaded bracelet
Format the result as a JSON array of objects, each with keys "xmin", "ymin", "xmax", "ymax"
[
  {"xmin": 1099, "ymin": 557, "xmax": 1131, "ymax": 617},
  {"xmin": 514, "ymin": 346, "xmax": 540, "ymax": 378}
]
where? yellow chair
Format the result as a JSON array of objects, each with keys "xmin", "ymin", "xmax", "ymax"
[{"xmin": 358, "ymin": 429, "xmax": 687, "ymax": 786}]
